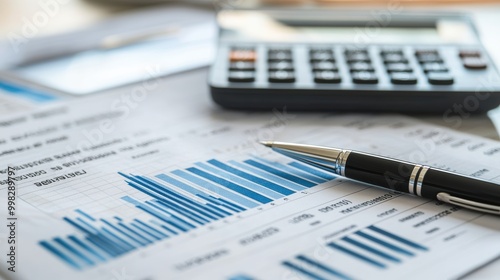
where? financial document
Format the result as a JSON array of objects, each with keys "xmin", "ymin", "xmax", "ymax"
[{"xmin": 0, "ymin": 88, "xmax": 500, "ymax": 280}]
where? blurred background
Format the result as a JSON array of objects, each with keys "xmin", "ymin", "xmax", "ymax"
[{"xmin": 1, "ymin": 0, "xmax": 500, "ymax": 137}]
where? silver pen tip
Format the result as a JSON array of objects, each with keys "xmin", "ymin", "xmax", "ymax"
[{"xmin": 259, "ymin": 141, "xmax": 274, "ymax": 147}]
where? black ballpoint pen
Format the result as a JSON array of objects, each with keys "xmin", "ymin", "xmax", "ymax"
[{"xmin": 260, "ymin": 141, "xmax": 500, "ymax": 215}]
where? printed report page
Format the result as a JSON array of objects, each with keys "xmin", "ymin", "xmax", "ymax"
[{"xmin": 0, "ymin": 88, "xmax": 499, "ymax": 280}]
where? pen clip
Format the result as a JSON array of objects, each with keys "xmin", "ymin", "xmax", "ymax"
[{"xmin": 436, "ymin": 192, "xmax": 500, "ymax": 215}]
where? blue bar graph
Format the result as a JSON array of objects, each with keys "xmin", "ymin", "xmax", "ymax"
[
  {"xmin": 39, "ymin": 157, "xmax": 334, "ymax": 269},
  {"xmin": 328, "ymin": 225, "xmax": 428, "ymax": 269},
  {"xmin": 282, "ymin": 226, "xmax": 428, "ymax": 279}
]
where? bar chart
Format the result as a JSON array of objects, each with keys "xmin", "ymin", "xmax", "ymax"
[
  {"xmin": 282, "ymin": 225, "xmax": 428, "ymax": 280},
  {"xmin": 39, "ymin": 157, "xmax": 335, "ymax": 269}
]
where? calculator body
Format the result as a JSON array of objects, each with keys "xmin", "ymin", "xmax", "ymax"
[{"xmin": 209, "ymin": 9, "xmax": 500, "ymax": 113}]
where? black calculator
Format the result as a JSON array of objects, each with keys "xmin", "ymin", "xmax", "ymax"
[{"xmin": 209, "ymin": 9, "xmax": 500, "ymax": 113}]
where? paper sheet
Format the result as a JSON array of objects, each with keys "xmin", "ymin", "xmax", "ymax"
[{"xmin": 0, "ymin": 88, "xmax": 499, "ymax": 280}]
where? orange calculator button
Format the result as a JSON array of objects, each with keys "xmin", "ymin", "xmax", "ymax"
[{"xmin": 229, "ymin": 50, "xmax": 257, "ymax": 62}]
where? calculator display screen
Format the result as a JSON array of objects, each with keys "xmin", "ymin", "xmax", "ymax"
[{"xmin": 218, "ymin": 10, "xmax": 477, "ymax": 45}]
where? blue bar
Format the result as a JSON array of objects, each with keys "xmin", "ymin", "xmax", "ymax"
[
  {"xmin": 101, "ymin": 228, "xmax": 136, "ymax": 252},
  {"xmin": 146, "ymin": 201, "xmax": 196, "ymax": 229},
  {"xmin": 198, "ymin": 194, "xmax": 240, "ymax": 213},
  {"xmin": 205, "ymin": 203, "xmax": 231, "ymax": 216},
  {"xmin": 244, "ymin": 159, "xmax": 316, "ymax": 188},
  {"xmin": 63, "ymin": 217, "xmax": 96, "ymax": 235},
  {"xmin": 76, "ymin": 218, "xmax": 100, "ymax": 234},
  {"xmin": 0, "ymin": 81, "xmax": 56, "ymax": 102},
  {"xmin": 296, "ymin": 255, "xmax": 353, "ymax": 280},
  {"xmin": 187, "ymin": 167, "xmax": 272, "ymax": 204},
  {"xmin": 196, "ymin": 162, "xmax": 283, "ymax": 199},
  {"xmin": 123, "ymin": 180, "xmax": 220, "ymax": 221},
  {"xmin": 75, "ymin": 209, "xmax": 96, "ymax": 221},
  {"xmin": 169, "ymin": 212, "xmax": 198, "ymax": 230},
  {"xmin": 89, "ymin": 233, "xmax": 125, "ymax": 257},
  {"xmin": 131, "ymin": 175, "xmax": 225, "ymax": 221},
  {"xmin": 368, "ymin": 226, "xmax": 428, "ymax": 251},
  {"xmin": 131, "ymin": 223, "xmax": 162, "ymax": 241},
  {"xmin": 288, "ymin": 162, "xmax": 337, "ymax": 181},
  {"xmin": 156, "ymin": 173, "xmax": 208, "ymax": 197},
  {"xmin": 342, "ymin": 237, "xmax": 401, "ymax": 263},
  {"xmin": 128, "ymin": 175, "xmax": 220, "ymax": 218},
  {"xmin": 40, "ymin": 241, "xmax": 81, "ymax": 269},
  {"xmin": 230, "ymin": 161, "xmax": 306, "ymax": 191},
  {"xmin": 86, "ymin": 236, "xmax": 119, "ymax": 257},
  {"xmin": 355, "ymin": 231, "xmax": 414, "ymax": 256},
  {"xmin": 282, "ymin": 261, "xmax": 327, "ymax": 280},
  {"xmin": 68, "ymin": 235, "xmax": 107, "ymax": 262},
  {"xmin": 208, "ymin": 159, "xmax": 295, "ymax": 196},
  {"xmin": 216, "ymin": 196, "xmax": 246, "ymax": 212},
  {"xmin": 255, "ymin": 158, "xmax": 326, "ymax": 184},
  {"xmin": 54, "ymin": 237, "xmax": 95, "ymax": 266},
  {"xmin": 327, "ymin": 243, "xmax": 386, "ymax": 268},
  {"xmin": 151, "ymin": 220, "xmax": 178, "ymax": 236},
  {"xmin": 101, "ymin": 219, "xmax": 147, "ymax": 247},
  {"xmin": 149, "ymin": 199, "xmax": 206, "ymax": 225},
  {"xmin": 130, "ymin": 201, "xmax": 188, "ymax": 233},
  {"xmin": 101, "ymin": 224, "xmax": 140, "ymax": 251},
  {"xmin": 134, "ymin": 219, "xmax": 168, "ymax": 239},
  {"xmin": 156, "ymin": 198, "xmax": 214, "ymax": 223},
  {"xmin": 172, "ymin": 169, "xmax": 257, "ymax": 208},
  {"xmin": 118, "ymin": 222, "xmax": 153, "ymax": 244},
  {"xmin": 228, "ymin": 275, "xmax": 254, "ymax": 280}
]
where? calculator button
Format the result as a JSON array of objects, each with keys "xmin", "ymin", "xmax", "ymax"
[
  {"xmin": 382, "ymin": 54, "xmax": 408, "ymax": 64},
  {"xmin": 390, "ymin": 72, "xmax": 417, "ymax": 85},
  {"xmin": 268, "ymin": 51, "xmax": 292, "ymax": 61},
  {"xmin": 459, "ymin": 50, "xmax": 482, "ymax": 58},
  {"xmin": 310, "ymin": 52, "xmax": 335, "ymax": 62},
  {"xmin": 349, "ymin": 62, "xmax": 374, "ymax": 72},
  {"xmin": 229, "ymin": 61, "xmax": 255, "ymax": 71},
  {"xmin": 422, "ymin": 63, "xmax": 448, "ymax": 73},
  {"xmin": 346, "ymin": 53, "xmax": 371, "ymax": 63},
  {"xmin": 229, "ymin": 50, "xmax": 256, "ymax": 62},
  {"xmin": 312, "ymin": 61, "xmax": 338, "ymax": 71},
  {"xmin": 228, "ymin": 71, "xmax": 255, "ymax": 82},
  {"xmin": 352, "ymin": 71, "xmax": 378, "ymax": 84},
  {"xmin": 269, "ymin": 48, "xmax": 291, "ymax": 53},
  {"xmin": 314, "ymin": 71, "xmax": 341, "ymax": 83},
  {"xmin": 415, "ymin": 49, "xmax": 438, "ymax": 56},
  {"xmin": 310, "ymin": 48, "xmax": 333, "ymax": 54},
  {"xmin": 462, "ymin": 57, "xmax": 488, "ymax": 70},
  {"xmin": 345, "ymin": 48, "xmax": 368, "ymax": 55},
  {"xmin": 417, "ymin": 54, "xmax": 443, "ymax": 63},
  {"xmin": 269, "ymin": 71, "xmax": 295, "ymax": 83},
  {"xmin": 386, "ymin": 63, "xmax": 413, "ymax": 73},
  {"xmin": 380, "ymin": 48, "xmax": 403, "ymax": 55},
  {"xmin": 427, "ymin": 73, "xmax": 454, "ymax": 85},
  {"xmin": 268, "ymin": 61, "xmax": 294, "ymax": 71}
]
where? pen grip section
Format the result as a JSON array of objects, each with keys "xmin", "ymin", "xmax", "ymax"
[
  {"xmin": 421, "ymin": 169, "xmax": 500, "ymax": 206},
  {"xmin": 344, "ymin": 152, "xmax": 415, "ymax": 193}
]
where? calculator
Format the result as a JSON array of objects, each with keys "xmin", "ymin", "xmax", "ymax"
[{"xmin": 209, "ymin": 9, "xmax": 500, "ymax": 112}]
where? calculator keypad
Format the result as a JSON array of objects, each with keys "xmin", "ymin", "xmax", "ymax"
[
  {"xmin": 225, "ymin": 45, "xmax": 490, "ymax": 87},
  {"xmin": 227, "ymin": 48, "xmax": 257, "ymax": 83}
]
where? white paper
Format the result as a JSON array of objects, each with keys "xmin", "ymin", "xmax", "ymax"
[{"xmin": 0, "ymin": 88, "xmax": 499, "ymax": 280}]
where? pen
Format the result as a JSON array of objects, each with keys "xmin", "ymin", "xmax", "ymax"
[{"xmin": 260, "ymin": 141, "xmax": 500, "ymax": 215}]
